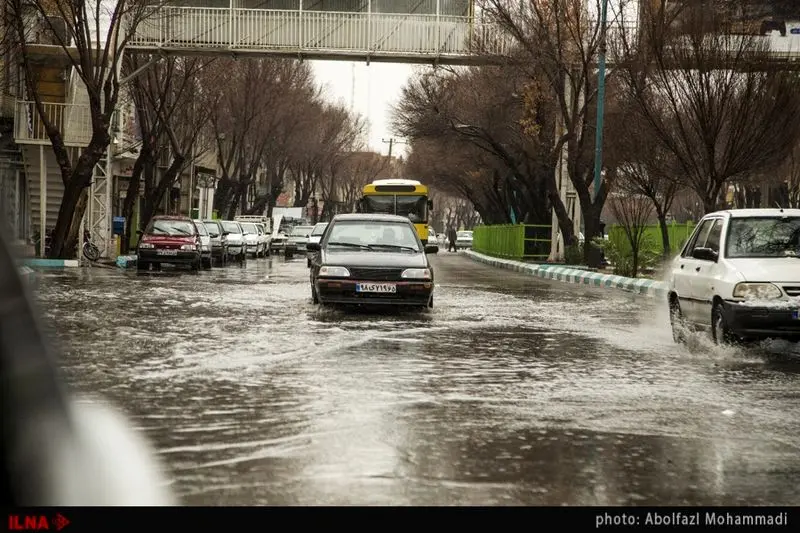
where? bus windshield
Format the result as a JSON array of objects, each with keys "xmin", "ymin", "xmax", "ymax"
[{"xmin": 363, "ymin": 195, "xmax": 427, "ymax": 223}]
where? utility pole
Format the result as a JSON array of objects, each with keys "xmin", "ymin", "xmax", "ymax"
[
  {"xmin": 592, "ymin": 0, "xmax": 609, "ymax": 202},
  {"xmin": 382, "ymin": 137, "xmax": 407, "ymax": 158}
]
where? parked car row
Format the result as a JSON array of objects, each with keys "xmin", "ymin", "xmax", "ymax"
[{"xmin": 136, "ymin": 215, "xmax": 273, "ymax": 272}]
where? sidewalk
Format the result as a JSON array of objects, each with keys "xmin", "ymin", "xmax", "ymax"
[{"xmin": 462, "ymin": 250, "xmax": 668, "ymax": 300}]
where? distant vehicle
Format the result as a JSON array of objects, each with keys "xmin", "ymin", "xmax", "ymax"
[
  {"xmin": 357, "ymin": 179, "xmax": 434, "ymax": 244},
  {"xmin": 455, "ymin": 230, "xmax": 473, "ymax": 249},
  {"xmin": 220, "ymin": 220, "xmax": 247, "ymax": 264},
  {"xmin": 137, "ymin": 216, "xmax": 202, "ymax": 272},
  {"xmin": 202, "ymin": 220, "xmax": 229, "ymax": 267},
  {"xmin": 239, "ymin": 222, "xmax": 264, "ymax": 258},
  {"xmin": 254, "ymin": 222, "xmax": 271, "ymax": 256},
  {"xmin": 193, "ymin": 219, "xmax": 213, "ymax": 269},
  {"xmin": 307, "ymin": 213, "xmax": 438, "ymax": 309},
  {"xmin": 667, "ymin": 208, "xmax": 800, "ymax": 345},
  {"xmin": 307, "ymin": 222, "xmax": 329, "ymax": 267},
  {"xmin": 289, "ymin": 225, "xmax": 314, "ymax": 255}
]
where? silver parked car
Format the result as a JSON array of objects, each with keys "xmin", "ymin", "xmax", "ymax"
[{"xmin": 307, "ymin": 222, "xmax": 328, "ymax": 267}]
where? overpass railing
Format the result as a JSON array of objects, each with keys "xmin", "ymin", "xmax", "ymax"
[
  {"xmin": 129, "ymin": 6, "xmax": 513, "ymax": 57},
  {"xmin": 472, "ymin": 224, "xmax": 551, "ymax": 261}
]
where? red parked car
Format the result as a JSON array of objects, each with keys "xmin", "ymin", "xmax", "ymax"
[{"xmin": 137, "ymin": 216, "xmax": 202, "ymax": 271}]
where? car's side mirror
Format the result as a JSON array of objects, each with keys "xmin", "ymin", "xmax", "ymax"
[
  {"xmin": 692, "ymin": 247, "xmax": 718, "ymax": 262},
  {"xmin": 425, "ymin": 244, "xmax": 439, "ymax": 254},
  {"xmin": 428, "ymin": 200, "xmax": 433, "ymax": 211},
  {"xmin": 222, "ymin": 231, "xmax": 230, "ymax": 236},
  {"xmin": 307, "ymin": 242, "xmax": 321, "ymax": 251}
]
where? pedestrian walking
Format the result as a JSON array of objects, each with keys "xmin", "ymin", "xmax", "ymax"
[{"xmin": 447, "ymin": 226, "xmax": 457, "ymax": 252}]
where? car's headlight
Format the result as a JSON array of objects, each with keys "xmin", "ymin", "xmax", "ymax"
[
  {"xmin": 180, "ymin": 244, "xmax": 195, "ymax": 251},
  {"xmin": 401, "ymin": 268, "xmax": 431, "ymax": 280},
  {"xmin": 139, "ymin": 243, "xmax": 154, "ymax": 249},
  {"xmin": 732, "ymin": 282, "xmax": 782, "ymax": 300},
  {"xmin": 319, "ymin": 266, "xmax": 350, "ymax": 277},
  {"xmin": 202, "ymin": 244, "xmax": 211, "ymax": 251}
]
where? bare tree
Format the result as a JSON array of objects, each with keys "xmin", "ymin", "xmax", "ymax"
[
  {"xmin": 618, "ymin": 0, "xmax": 800, "ymax": 214},
  {"xmin": 393, "ymin": 66, "xmax": 563, "ymax": 232},
  {"xmin": 123, "ymin": 55, "xmax": 215, "ymax": 249},
  {"xmin": 6, "ymin": 0, "xmax": 155, "ymax": 257},
  {"xmin": 322, "ymin": 151, "xmax": 388, "ymax": 220},
  {"xmin": 480, "ymin": 0, "xmax": 639, "ymax": 265},
  {"xmin": 608, "ymin": 191, "xmax": 654, "ymax": 278}
]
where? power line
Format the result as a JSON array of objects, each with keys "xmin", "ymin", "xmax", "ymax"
[{"xmin": 381, "ymin": 137, "xmax": 407, "ymax": 158}]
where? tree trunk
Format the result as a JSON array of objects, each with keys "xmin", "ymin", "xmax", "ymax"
[
  {"xmin": 48, "ymin": 144, "xmax": 106, "ymax": 258},
  {"xmin": 657, "ymin": 213, "xmax": 671, "ymax": 258},
  {"xmin": 121, "ymin": 154, "xmax": 147, "ymax": 253},
  {"xmin": 140, "ymin": 157, "xmax": 185, "ymax": 231}
]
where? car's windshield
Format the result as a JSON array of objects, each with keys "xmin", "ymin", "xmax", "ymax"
[
  {"xmin": 203, "ymin": 221, "xmax": 221, "ymax": 236},
  {"xmin": 326, "ymin": 221, "xmax": 420, "ymax": 252},
  {"xmin": 311, "ymin": 223, "xmax": 328, "ymax": 236},
  {"xmin": 194, "ymin": 221, "xmax": 208, "ymax": 236},
  {"xmin": 363, "ymin": 195, "xmax": 427, "ymax": 223},
  {"xmin": 146, "ymin": 219, "xmax": 195, "ymax": 236},
  {"xmin": 221, "ymin": 221, "xmax": 241, "ymax": 234},
  {"xmin": 726, "ymin": 217, "xmax": 800, "ymax": 258},
  {"xmin": 292, "ymin": 226, "xmax": 314, "ymax": 236},
  {"xmin": 241, "ymin": 223, "xmax": 257, "ymax": 234}
]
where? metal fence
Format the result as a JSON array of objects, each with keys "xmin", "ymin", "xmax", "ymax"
[
  {"xmin": 472, "ymin": 224, "xmax": 551, "ymax": 261},
  {"xmin": 606, "ymin": 221, "xmax": 696, "ymax": 254}
]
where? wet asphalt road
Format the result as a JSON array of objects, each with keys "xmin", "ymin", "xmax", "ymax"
[{"xmin": 30, "ymin": 252, "xmax": 800, "ymax": 506}]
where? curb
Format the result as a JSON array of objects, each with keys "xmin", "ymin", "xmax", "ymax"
[
  {"xmin": 463, "ymin": 250, "xmax": 668, "ymax": 300},
  {"xmin": 20, "ymin": 258, "xmax": 80, "ymax": 268}
]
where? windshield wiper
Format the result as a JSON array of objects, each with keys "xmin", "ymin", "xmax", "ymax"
[
  {"xmin": 327, "ymin": 241, "xmax": 369, "ymax": 249},
  {"xmin": 171, "ymin": 228, "xmax": 193, "ymax": 235},
  {"xmin": 367, "ymin": 244, "xmax": 419, "ymax": 252}
]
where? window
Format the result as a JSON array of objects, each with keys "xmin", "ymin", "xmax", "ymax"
[
  {"xmin": 221, "ymin": 221, "xmax": 241, "ymax": 234},
  {"xmin": 363, "ymin": 195, "xmax": 395, "ymax": 215},
  {"xmin": 682, "ymin": 219, "xmax": 714, "ymax": 257},
  {"xmin": 704, "ymin": 220, "xmax": 722, "ymax": 253},
  {"xmin": 395, "ymin": 195, "xmax": 427, "ymax": 223},
  {"xmin": 241, "ymin": 223, "xmax": 257, "ymax": 234},
  {"xmin": 726, "ymin": 217, "xmax": 800, "ymax": 258},
  {"xmin": 146, "ymin": 219, "xmax": 196, "ymax": 236},
  {"xmin": 194, "ymin": 221, "xmax": 208, "ymax": 236},
  {"xmin": 325, "ymin": 221, "xmax": 420, "ymax": 252}
]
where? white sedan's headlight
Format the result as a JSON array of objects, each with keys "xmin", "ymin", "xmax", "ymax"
[
  {"xmin": 401, "ymin": 268, "xmax": 431, "ymax": 280},
  {"xmin": 202, "ymin": 244, "xmax": 211, "ymax": 251},
  {"xmin": 732, "ymin": 282, "xmax": 782, "ymax": 300},
  {"xmin": 180, "ymin": 244, "xmax": 196, "ymax": 251},
  {"xmin": 319, "ymin": 266, "xmax": 350, "ymax": 277}
]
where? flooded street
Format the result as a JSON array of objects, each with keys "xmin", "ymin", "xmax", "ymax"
[{"xmin": 32, "ymin": 253, "xmax": 800, "ymax": 505}]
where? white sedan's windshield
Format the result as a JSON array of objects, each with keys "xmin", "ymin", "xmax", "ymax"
[{"xmin": 726, "ymin": 217, "xmax": 800, "ymax": 258}]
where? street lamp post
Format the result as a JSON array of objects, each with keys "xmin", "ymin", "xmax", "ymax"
[{"xmin": 593, "ymin": 0, "xmax": 609, "ymax": 202}]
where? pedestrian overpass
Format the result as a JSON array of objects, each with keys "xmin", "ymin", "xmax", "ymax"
[{"xmin": 127, "ymin": 0, "xmax": 510, "ymax": 64}]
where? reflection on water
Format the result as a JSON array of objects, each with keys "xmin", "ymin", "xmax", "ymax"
[{"xmin": 30, "ymin": 255, "xmax": 800, "ymax": 505}]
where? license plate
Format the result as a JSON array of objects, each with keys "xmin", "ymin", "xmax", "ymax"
[
  {"xmin": 157, "ymin": 249, "xmax": 178, "ymax": 256},
  {"xmin": 356, "ymin": 283, "xmax": 397, "ymax": 293}
]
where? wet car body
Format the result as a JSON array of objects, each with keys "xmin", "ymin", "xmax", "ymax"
[
  {"xmin": 307, "ymin": 222, "xmax": 329, "ymax": 267},
  {"xmin": 220, "ymin": 221, "xmax": 247, "ymax": 263},
  {"xmin": 308, "ymin": 213, "xmax": 436, "ymax": 308},
  {"xmin": 193, "ymin": 219, "xmax": 213, "ymax": 269},
  {"xmin": 455, "ymin": 230, "xmax": 473, "ymax": 249},
  {"xmin": 137, "ymin": 216, "xmax": 202, "ymax": 271}
]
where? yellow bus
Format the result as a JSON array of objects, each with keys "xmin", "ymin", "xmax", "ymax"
[{"xmin": 357, "ymin": 179, "xmax": 433, "ymax": 243}]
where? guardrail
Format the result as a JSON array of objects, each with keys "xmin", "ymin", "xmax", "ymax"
[
  {"xmin": 472, "ymin": 224, "xmax": 551, "ymax": 261},
  {"xmin": 130, "ymin": 7, "xmax": 513, "ymax": 58},
  {"xmin": 14, "ymin": 100, "xmax": 92, "ymax": 146}
]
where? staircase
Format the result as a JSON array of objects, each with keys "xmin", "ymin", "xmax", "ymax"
[{"xmin": 22, "ymin": 144, "xmax": 65, "ymax": 237}]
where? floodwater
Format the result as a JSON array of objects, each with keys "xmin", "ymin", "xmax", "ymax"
[{"xmin": 31, "ymin": 252, "xmax": 800, "ymax": 505}]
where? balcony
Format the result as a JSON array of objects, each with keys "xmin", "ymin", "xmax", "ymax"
[
  {"xmin": 128, "ymin": 6, "xmax": 510, "ymax": 63},
  {"xmin": 14, "ymin": 100, "xmax": 92, "ymax": 147}
]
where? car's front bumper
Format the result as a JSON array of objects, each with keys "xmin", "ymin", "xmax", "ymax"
[
  {"xmin": 723, "ymin": 300, "xmax": 800, "ymax": 340},
  {"xmin": 138, "ymin": 249, "xmax": 200, "ymax": 264},
  {"xmin": 316, "ymin": 278, "xmax": 432, "ymax": 306},
  {"xmin": 227, "ymin": 244, "xmax": 244, "ymax": 254}
]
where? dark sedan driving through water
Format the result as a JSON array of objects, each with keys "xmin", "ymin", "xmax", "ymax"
[{"xmin": 307, "ymin": 214, "xmax": 439, "ymax": 308}]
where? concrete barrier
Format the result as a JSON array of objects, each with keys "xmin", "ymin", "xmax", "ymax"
[
  {"xmin": 116, "ymin": 255, "xmax": 138, "ymax": 269},
  {"xmin": 463, "ymin": 250, "xmax": 668, "ymax": 300},
  {"xmin": 18, "ymin": 266, "xmax": 35, "ymax": 284}
]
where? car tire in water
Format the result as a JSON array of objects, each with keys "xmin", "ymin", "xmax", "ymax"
[
  {"xmin": 711, "ymin": 301, "xmax": 736, "ymax": 345},
  {"xmin": 669, "ymin": 297, "xmax": 686, "ymax": 344},
  {"xmin": 137, "ymin": 261, "xmax": 149, "ymax": 271},
  {"xmin": 311, "ymin": 282, "xmax": 319, "ymax": 304}
]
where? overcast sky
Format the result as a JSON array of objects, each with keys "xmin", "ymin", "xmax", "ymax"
[{"xmin": 311, "ymin": 60, "xmax": 418, "ymax": 159}]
